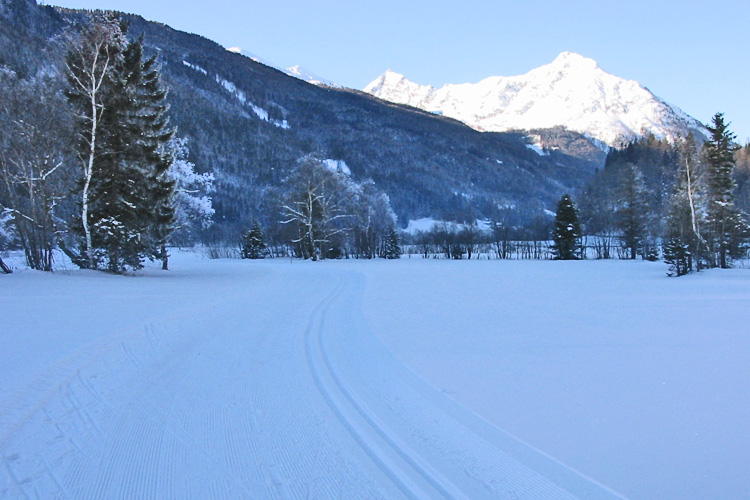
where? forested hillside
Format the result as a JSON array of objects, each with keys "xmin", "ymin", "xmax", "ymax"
[{"xmin": 0, "ymin": 0, "xmax": 602, "ymax": 237}]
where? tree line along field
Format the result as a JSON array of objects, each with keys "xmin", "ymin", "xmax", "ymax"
[{"xmin": 3, "ymin": 9, "xmax": 750, "ymax": 277}]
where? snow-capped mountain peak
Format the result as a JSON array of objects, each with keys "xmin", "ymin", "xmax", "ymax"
[
  {"xmin": 364, "ymin": 52, "xmax": 706, "ymax": 147},
  {"xmin": 550, "ymin": 51, "xmax": 599, "ymax": 69},
  {"xmin": 363, "ymin": 69, "xmax": 437, "ymax": 111}
]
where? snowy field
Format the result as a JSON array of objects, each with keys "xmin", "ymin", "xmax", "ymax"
[{"xmin": 2, "ymin": 252, "xmax": 749, "ymax": 500}]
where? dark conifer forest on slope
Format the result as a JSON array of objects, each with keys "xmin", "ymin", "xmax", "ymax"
[{"xmin": 0, "ymin": 0, "xmax": 604, "ymax": 234}]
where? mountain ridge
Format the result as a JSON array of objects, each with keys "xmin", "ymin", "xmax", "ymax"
[
  {"xmin": 226, "ymin": 46, "xmax": 337, "ymax": 86},
  {"xmin": 365, "ymin": 52, "xmax": 708, "ymax": 148}
]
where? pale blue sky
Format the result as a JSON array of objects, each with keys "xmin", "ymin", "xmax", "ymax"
[{"xmin": 49, "ymin": 0, "xmax": 750, "ymax": 142}]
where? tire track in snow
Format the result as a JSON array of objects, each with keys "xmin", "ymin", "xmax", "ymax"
[{"xmin": 305, "ymin": 274, "xmax": 471, "ymax": 500}]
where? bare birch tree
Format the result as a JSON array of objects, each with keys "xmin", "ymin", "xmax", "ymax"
[
  {"xmin": 280, "ymin": 155, "xmax": 355, "ymax": 260},
  {"xmin": 64, "ymin": 14, "xmax": 125, "ymax": 269}
]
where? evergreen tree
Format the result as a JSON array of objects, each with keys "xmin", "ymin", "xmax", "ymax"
[
  {"xmin": 121, "ymin": 35, "xmax": 176, "ymax": 269},
  {"xmin": 87, "ymin": 39, "xmax": 148, "ymax": 272},
  {"xmin": 379, "ymin": 224, "xmax": 402, "ymax": 259},
  {"xmin": 616, "ymin": 164, "xmax": 648, "ymax": 259},
  {"xmin": 703, "ymin": 113, "xmax": 747, "ymax": 268},
  {"xmin": 552, "ymin": 194, "xmax": 582, "ymax": 260},
  {"xmin": 241, "ymin": 222, "xmax": 266, "ymax": 259}
]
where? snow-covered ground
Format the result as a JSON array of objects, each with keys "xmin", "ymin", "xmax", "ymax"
[
  {"xmin": 2, "ymin": 253, "xmax": 749, "ymax": 499},
  {"xmin": 358, "ymin": 258, "xmax": 750, "ymax": 500}
]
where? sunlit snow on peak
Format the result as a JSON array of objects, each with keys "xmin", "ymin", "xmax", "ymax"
[{"xmin": 364, "ymin": 53, "xmax": 707, "ymax": 146}]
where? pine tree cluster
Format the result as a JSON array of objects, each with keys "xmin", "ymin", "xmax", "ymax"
[{"xmin": 663, "ymin": 114, "xmax": 748, "ymax": 274}]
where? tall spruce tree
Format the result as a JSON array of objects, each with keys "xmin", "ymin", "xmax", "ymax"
[
  {"xmin": 552, "ymin": 194, "xmax": 582, "ymax": 260},
  {"xmin": 87, "ymin": 32, "xmax": 148, "ymax": 272},
  {"xmin": 703, "ymin": 113, "xmax": 746, "ymax": 268},
  {"xmin": 121, "ymin": 35, "xmax": 175, "ymax": 270},
  {"xmin": 616, "ymin": 164, "xmax": 648, "ymax": 259}
]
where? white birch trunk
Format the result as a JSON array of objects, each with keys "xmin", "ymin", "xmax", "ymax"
[{"xmin": 68, "ymin": 36, "xmax": 111, "ymax": 269}]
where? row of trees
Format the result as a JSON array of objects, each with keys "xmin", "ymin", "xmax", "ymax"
[
  {"xmin": 0, "ymin": 14, "xmax": 214, "ymax": 273},
  {"xmin": 404, "ymin": 221, "xmax": 549, "ymax": 260},
  {"xmin": 663, "ymin": 115, "xmax": 747, "ymax": 274},
  {"xmin": 552, "ymin": 114, "xmax": 748, "ymax": 273}
]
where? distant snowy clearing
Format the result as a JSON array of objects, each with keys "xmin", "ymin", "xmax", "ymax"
[{"xmin": 2, "ymin": 253, "xmax": 749, "ymax": 500}]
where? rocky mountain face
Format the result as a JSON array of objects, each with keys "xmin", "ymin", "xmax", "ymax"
[
  {"xmin": 0, "ymin": 0, "xmax": 608, "ymax": 232},
  {"xmin": 365, "ymin": 52, "xmax": 708, "ymax": 148}
]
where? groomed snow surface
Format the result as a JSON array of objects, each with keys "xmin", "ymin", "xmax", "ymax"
[{"xmin": 2, "ymin": 253, "xmax": 749, "ymax": 500}]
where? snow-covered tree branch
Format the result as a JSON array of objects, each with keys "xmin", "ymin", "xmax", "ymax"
[{"xmin": 167, "ymin": 137, "xmax": 215, "ymax": 245}]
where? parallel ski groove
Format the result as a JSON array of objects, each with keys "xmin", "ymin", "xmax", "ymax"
[{"xmin": 306, "ymin": 275, "xmax": 472, "ymax": 500}]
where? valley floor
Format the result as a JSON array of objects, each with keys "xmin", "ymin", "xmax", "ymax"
[{"xmin": 2, "ymin": 254, "xmax": 749, "ymax": 499}]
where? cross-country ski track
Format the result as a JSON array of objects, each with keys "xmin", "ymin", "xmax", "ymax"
[{"xmin": 1, "ymin": 258, "xmax": 630, "ymax": 499}]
